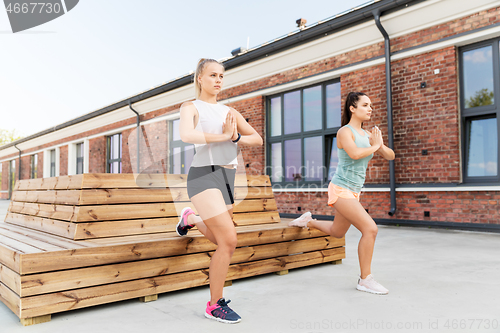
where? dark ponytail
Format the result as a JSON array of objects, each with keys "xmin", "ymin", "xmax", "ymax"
[{"xmin": 342, "ymin": 92, "xmax": 367, "ymax": 126}]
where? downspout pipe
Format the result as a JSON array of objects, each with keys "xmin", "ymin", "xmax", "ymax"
[
  {"xmin": 128, "ymin": 101, "xmax": 141, "ymax": 173},
  {"xmin": 373, "ymin": 10, "xmax": 397, "ymax": 216},
  {"xmin": 14, "ymin": 144, "xmax": 21, "ymax": 180}
]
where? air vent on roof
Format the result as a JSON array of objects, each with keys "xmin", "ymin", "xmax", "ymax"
[
  {"xmin": 296, "ymin": 18, "xmax": 307, "ymax": 30},
  {"xmin": 231, "ymin": 47, "xmax": 247, "ymax": 56}
]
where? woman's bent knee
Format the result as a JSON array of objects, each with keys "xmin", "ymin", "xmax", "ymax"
[
  {"xmin": 330, "ymin": 229, "xmax": 346, "ymax": 238},
  {"xmin": 362, "ymin": 224, "xmax": 378, "ymax": 238},
  {"xmin": 218, "ymin": 236, "xmax": 238, "ymax": 254}
]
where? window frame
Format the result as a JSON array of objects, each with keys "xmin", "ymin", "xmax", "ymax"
[
  {"xmin": 50, "ymin": 149, "xmax": 56, "ymax": 177},
  {"xmin": 76, "ymin": 142, "xmax": 84, "ymax": 175},
  {"xmin": 106, "ymin": 133, "xmax": 122, "ymax": 173},
  {"xmin": 266, "ymin": 79, "xmax": 342, "ymax": 187},
  {"xmin": 169, "ymin": 119, "xmax": 195, "ymax": 174},
  {"xmin": 459, "ymin": 38, "xmax": 500, "ymax": 184}
]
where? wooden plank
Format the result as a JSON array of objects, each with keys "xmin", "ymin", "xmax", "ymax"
[
  {"xmin": 0, "ymin": 227, "xmax": 66, "ymax": 252},
  {"xmin": 0, "ymin": 223, "xmax": 91, "ymax": 250},
  {"xmin": 72, "ymin": 211, "xmax": 280, "ymax": 240},
  {"xmin": 8, "ymin": 202, "xmax": 76, "ymax": 221},
  {"xmin": 20, "ymin": 224, "xmax": 339, "ymax": 274},
  {"xmin": 73, "ymin": 217, "xmax": 179, "ymax": 239},
  {"xmin": 85, "ymin": 222, "xmax": 328, "ymax": 246},
  {"xmin": 233, "ymin": 211, "xmax": 280, "ymax": 226},
  {"xmin": 19, "ymin": 248, "xmax": 344, "ymax": 318},
  {"xmin": 0, "ymin": 240, "xmax": 21, "ymax": 273},
  {"xmin": 79, "ymin": 174, "xmax": 270, "ymax": 189},
  {"xmin": 0, "ymin": 234, "xmax": 44, "ymax": 255},
  {"xmin": 15, "ymin": 174, "xmax": 271, "ymax": 191},
  {"xmin": 139, "ymin": 295, "xmax": 157, "ymax": 303},
  {"xmin": 18, "ymin": 236, "xmax": 343, "ymax": 296},
  {"xmin": 15, "ymin": 176, "xmax": 83, "ymax": 191},
  {"xmin": 9, "ymin": 186, "xmax": 273, "ymax": 206},
  {"xmin": 12, "ymin": 190, "xmax": 80, "ymax": 205},
  {"xmin": 0, "ymin": 263, "xmax": 20, "ymax": 296},
  {"xmin": 8, "ymin": 199, "xmax": 276, "ymax": 222},
  {"xmin": 20, "ymin": 314, "xmax": 51, "ymax": 326},
  {"xmin": 5, "ymin": 213, "xmax": 77, "ymax": 240},
  {"xmin": 0, "ymin": 282, "xmax": 20, "ymax": 318}
]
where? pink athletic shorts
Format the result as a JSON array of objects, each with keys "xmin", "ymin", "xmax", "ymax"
[{"xmin": 327, "ymin": 183, "xmax": 360, "ymax": 207}]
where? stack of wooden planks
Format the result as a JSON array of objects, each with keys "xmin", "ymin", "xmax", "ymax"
[{"xmin": 0, "ymin": 174, "xmax": 345, "ymax": 326}]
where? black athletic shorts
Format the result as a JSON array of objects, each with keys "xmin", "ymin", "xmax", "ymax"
[{"xmin": 187, "ymin": 165, "xmax": 236, "ymax": 205}]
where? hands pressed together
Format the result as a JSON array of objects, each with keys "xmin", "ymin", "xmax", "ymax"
[
  {"xmin": 369, "ymin": 126, "xmax": 384, "ymax": 149},
  {"xmin": 223, "ymin": 111, "xmax": 239, "ymax": 141}
]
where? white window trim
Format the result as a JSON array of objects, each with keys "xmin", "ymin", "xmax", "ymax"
[
  {"xmin": 43, "ymin": 150, "xmax": 50, "ymax": 178},
  {"xmin": 68, "ymin": 143, "xmax": 76, "ymax": 176},
  {"xmin": 84, "ymin": 138, "xmax": 89, "ymax": 173},
  {"xmin": 55, "ymin": 147, "xmax": 60, "ymax": 177}
]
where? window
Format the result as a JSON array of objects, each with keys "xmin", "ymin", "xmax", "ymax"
[
  {"xmin": 30, "ymin": 154, "xmax": 38, "ymax": 179},
  {"xmin": 76, "ymin": 143, "xmax": 84, "ymax": 174},
  {"xmin": 460, "ymin": 39, "xmax": 500, "ymax": 183},
  {"xmin": 50, "ymin": 149, "xmax": 56, "ymax": 177},
  {"xmin": 107, "ymin": 134, "xmax": 122, "ymax": 173},
  {"xmin": 170, "ymin": 119, "xmax": 195, "ymax": 174},
  {"xmin": 266, "ymin": 80, "xmax": 341, "ymax": 187}
]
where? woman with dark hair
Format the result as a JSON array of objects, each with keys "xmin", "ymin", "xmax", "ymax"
[
  {"xmin": 290, "ymin": 92, "xmax": 395, "ymax": 294},
  {"xmin": 177, "ymin": 58, "xmax": 263, "ymax": 323}
]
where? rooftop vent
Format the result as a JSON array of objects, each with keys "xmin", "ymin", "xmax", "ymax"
[
  {"xmin": 296, "ymin": 18, "xmax": 307, "ymax": 30},
  {"xmin": 231, "ymin": 47, "xmax": 247, "ymax": 56}
]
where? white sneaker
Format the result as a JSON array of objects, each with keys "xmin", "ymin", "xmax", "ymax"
[
  {"xmin": 356, "ymin": 274, "xmax": 389, "ymax": 295},
  {"xmin": 288, "ymin": 211, "xmax": 312, "ymax": 228}
]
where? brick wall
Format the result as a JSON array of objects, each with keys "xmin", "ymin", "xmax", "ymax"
[
  {"xmin": 59, "ymin": 146, "xmax": 68, "ymax": 176},
  {"xmin": 227, "ymin": 96, "xmax": 266, "ymax": 175},
  {"xmin": 36, "ymin": 152, "xmax": 43, "ymax": 178},
  {"xmin": 89, "ymin": 137, "xmax": 106, "ymax": 173},
  {"xmin": 1, "ymin": 161, "xmax": 8, "ymax": 199}
]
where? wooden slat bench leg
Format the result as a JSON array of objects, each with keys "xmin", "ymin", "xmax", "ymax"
[
  {"xmin": 139, "ymin": 294, "xmax": 158, "ymax": 303},
  {"xmin": 224, "ymin": 280, "xmax": 232, "ymax": 287},
  {"xmin": 275, "ymin": 269, "xmax": 289, "ymax": 276},
  {"xmin": 330, "ymin": 259, "xmax": 342, "ymax": 265},
  {"xmin": 20, "ymin": 314, "xmax": 51, "ymax": 326}
]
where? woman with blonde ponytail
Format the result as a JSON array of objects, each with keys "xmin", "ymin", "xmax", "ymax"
[{"xmin": 177, "ymin": 58, "xmax": 263, "ymax": 323}]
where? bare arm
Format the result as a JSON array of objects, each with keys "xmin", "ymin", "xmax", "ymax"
[
  {"xmin": 338, "ymin": 127, "xmax": 381, "ymax": 160},
  {"xmin": 179, "ymin": 102, "xmax": 233, "ymax": 144},
  {"xmin": 230, "ymin": 108, "xmax": 263, "ymax": 147},
  {"xmin": 375, "ymin": 143, "xmax": 395, "ymax": 160},
  {"xmin": 374, "ymin": 129, "xmax": 395, "ymax": 160}
]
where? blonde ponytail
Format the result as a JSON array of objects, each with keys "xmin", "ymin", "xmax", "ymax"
[{"xmin": 194, "ymin": 58, "xmax": 224, "ymax": 99}]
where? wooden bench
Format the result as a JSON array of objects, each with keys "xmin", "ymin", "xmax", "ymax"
[{"xmin": 0, "ymin": 173, "xmax": 345, "ymax": 326}]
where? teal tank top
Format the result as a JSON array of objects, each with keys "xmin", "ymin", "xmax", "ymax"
[{"xmin": 331, "ymin": 124, "xmax": 373, "ymax": 193}]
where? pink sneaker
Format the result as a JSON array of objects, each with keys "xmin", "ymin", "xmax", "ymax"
[
  {"xmin": 205, "ymin": 298, "xmax": 241, "ymax": 324},
  {"xmin": 356, "ymin": 274, "xmax": 389, "ymax": 295},
  {"xmin": 288, "ymin": 211, "xmax": 313, "ymax": 228},
  {"xmin": 176, "ymin": 207, "xmax": 195, "ymax": 236}
]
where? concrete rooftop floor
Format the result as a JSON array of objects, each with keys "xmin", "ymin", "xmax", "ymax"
[{"xmin": 0, "ymin": 199, "xmax": 499, "ymax": 333}]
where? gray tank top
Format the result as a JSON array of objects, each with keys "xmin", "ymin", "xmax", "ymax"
[{"xmin": 190, "ymin": 100, "xmax": 238, "ymax": 168}]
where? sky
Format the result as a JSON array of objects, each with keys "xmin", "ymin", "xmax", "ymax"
[{"xmin": 0, "ymin": 0, "xmax": 370, "ymax": 138}]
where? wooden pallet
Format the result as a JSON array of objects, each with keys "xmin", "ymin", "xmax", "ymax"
[{"xmin": 0, "ymin": 174, "xmax": 344, "ymax": 325}]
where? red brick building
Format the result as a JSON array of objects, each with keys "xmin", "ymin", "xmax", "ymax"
[{"xmin": 2, "ymin": 0, "xmax": 500, "ymax": 232}]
